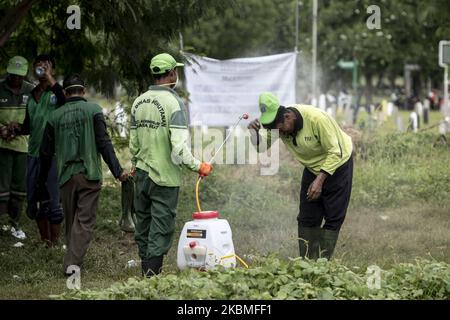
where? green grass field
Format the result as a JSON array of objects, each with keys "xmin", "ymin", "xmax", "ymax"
[{"xmin": 0, "ymin": 111, "xmax": 449, "ymax": 299}]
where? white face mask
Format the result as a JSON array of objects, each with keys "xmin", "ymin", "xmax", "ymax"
[{"xmin": 159, "ymin": 75, "xmax": 179, "ymax": 89}]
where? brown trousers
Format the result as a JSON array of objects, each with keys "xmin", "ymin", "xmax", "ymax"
[{"xmin": 60, "ymin": 174, "xmax": 101, "ymax": 269}]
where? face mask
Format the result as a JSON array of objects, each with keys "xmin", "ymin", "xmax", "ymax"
[{"xmin": 159, "ymin": 73, "xmax": 179, "ymax": 89}]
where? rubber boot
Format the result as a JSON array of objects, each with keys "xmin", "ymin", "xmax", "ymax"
[
  {"xmin": 120, "ymin": 179, "xmax": 135, "ymax": 233},
  {"xmin": 319, "ymin": 229, "xmax": 340, "ymax": 260},
  {"xmin": 142, "ymin": 256, "xmax": 163, "ymax": 278},
  {"xmin": 49, "ymin": 223, "xmax": 61, "ymax": 247},
  {"xmin": 36, "ymin": 217, "xmax": 51, "ymax": 246},
  {"xmin": 298, "ymin": 226, "xmax": 321, "ymax": 260}
]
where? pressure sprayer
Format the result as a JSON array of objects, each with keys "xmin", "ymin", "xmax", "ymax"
[{"xmin": 177, "ymin": 113, "xmax": 250, "ymax": 271}]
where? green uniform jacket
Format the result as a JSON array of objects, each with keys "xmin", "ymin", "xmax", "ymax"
[
  {"xmin": 130, "ymin": 85, "xmax": 200, "ymax": 187},
  {"xmin": 0, "ymin": 80, "xmax": 34, "ymax": 153},
  {"xmin": 47, "ymin": 99, "xmax": 105, "ymax": 187},
  {"xmin": 261, "ymin": 104, "xmax": 353, "ymax": 175},
  {"xmin": 27, "ymin": 86, "xmax": 63, "ymax": 156}
]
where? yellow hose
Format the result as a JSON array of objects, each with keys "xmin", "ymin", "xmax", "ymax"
[
  {"xmin": 195, "ymin": 177, "xmax": 202, "ymax": 212},
  {"xmin": 221, "ymin": 254, "xmax": 249, "ymax": 269},
  {"xmin": 196, "ymin": 176, "xmax": 250, "ymax": 269}
]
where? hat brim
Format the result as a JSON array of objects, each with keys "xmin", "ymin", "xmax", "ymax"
[
  {"xmin": 260, "ymin": 110, "xmax": 278, "ymax": 125},
  {"xmin": 7, "ymin": 67, "xmax": 27, "ymax": 77}
]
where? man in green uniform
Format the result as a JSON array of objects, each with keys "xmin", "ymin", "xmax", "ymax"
[
  {"xmin": 130, "ymin": 53, "xmax": 213, "ymax": 277},
  {"xmin": 0, "ymin": 56, "xmax": 33, "ymax": 237},
  {"xmin": 248, "ymin": 92, "xmax": 353, "ymax": 260},
  {"xmin": 15, "ymin": 54, "xmax": 65, "ymax": 246},
  {"xmin": 39, "ymin": 74, "xmax": 128, "ymax": 274}
]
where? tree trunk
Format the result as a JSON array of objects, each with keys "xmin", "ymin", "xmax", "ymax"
[
  {"xmin": 364, "ymin": 73, "xmax": 373, "ymax": 107},
  {"xmin": 0, "ymin": 0, "xmax": 40, "ymax": 48}
]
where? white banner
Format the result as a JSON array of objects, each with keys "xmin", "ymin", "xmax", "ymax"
[{"xmin": 184, "ymin": 52, "xmax": 297, "ymax": 126}]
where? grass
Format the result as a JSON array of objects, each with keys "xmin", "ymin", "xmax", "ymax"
[{"xmin": 0, "ymin": 111, "xmax": 449, "ymax": 299}]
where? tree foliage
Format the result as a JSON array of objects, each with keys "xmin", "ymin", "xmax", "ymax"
[{"xmin": 0, "ymin": 0, "xmax": 233, "ymax": 97}]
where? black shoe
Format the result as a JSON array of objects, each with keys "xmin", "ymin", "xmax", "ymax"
[{"xmin": 142, "ymin": 256, "xmax": 163, "ymax": 278}]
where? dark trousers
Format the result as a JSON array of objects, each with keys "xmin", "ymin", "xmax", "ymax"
[
  {"xmin": 298, "ymin": 156, "xmax": 353, "ymax": 231},
  {"xmin": 60, "ymin": 174, "xmax": 101, "ymax": 269},
  {"xmin": 134, "ymin": 168, "xmax": 179, "ymax": 260},
  {"xmin": 0, "ymin": 148, "xmax": 27, "ymax": 228},
  {"xmin": 26, "ymin": 155, "xmax": 63, "ymax": 224}
]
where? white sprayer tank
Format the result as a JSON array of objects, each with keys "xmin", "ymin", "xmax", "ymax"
[{"xmin": 177, "ymin": 211, "xmax": 236, "ymax": 270}]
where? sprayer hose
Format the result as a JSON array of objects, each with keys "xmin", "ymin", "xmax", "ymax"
[
  {"xmin": 196, "ymin": 176, "xmax": 249, "ymax": 269},
  {"xmin": 196, "ymin": 177, "xmax": 202, "ymax": 212}
]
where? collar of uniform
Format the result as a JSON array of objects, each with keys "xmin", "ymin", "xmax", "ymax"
[
  {"xmin": 31, "ymin": 83, "xmax": 53, "ymax": 95},
  {"xmin": 66, "ymin": 96, "xmax": 87, "ymax": 103},
  {"xmin": 149, "ymin": 85, "xmax": 177, "ymax": 94},
  {"xmin": 2, "ymin": 79, "xmax": 26, "ymax": 94},
  {"xmin": 287, "ymin": 106, "xmax": 303, "ymax": 137}
]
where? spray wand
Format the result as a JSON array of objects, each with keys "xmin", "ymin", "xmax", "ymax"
[
  {"xmin": 194, "ymin": 113, "xmax": 250, "ymax": 269},
  {"xmin": 195, "ymin": 113, "xmax": 249, "ymax": 212}
]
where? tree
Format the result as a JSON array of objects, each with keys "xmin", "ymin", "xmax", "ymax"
[{"xmin": 0, "ymin": 0, "xmax": 232, "ymax": 97}]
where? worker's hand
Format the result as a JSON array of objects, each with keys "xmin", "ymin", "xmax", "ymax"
[
  {"xmin": 42, "ymin": 61, "xmax": 57, "ymax": 86},
  {"xmin": 247, "ymin": 119, "xmax": 261, "ymax": 131},
  {"xmin": 307, "ymin": 173, "xmax": 328, "ymax": 201},
  {"xmin": 118, "ymin": 170, "xmax": 129, "ymax": 182},
  {"xmin": 130, "ymin": 166, "xmax": 136, "ymax": 177},
  {"xmin": 198, "ymin": 162, "xmax": 213, "ymax": 177},
  {"xmin": 5, "ymin": 122, "xmax": 20, "ymax": 143},
  {"xmin": 0, "ymin": 126, "xmax": 8, "ymax": 140}
]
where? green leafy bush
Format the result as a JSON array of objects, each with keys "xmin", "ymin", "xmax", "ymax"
[{"xmin": 57, "ymin": 256, "xmax": 450, "ymax": 300}]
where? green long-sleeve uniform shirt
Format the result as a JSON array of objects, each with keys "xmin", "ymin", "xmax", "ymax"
[
  {"xmin": 261, "ymin": 104, "xmax": 353, "ymax": 176},
  {"xmin": 129, "ymin": 85, "xmax": 201, "ymax": 187},
  {"xmin": 0, "ymin": 80, "xmax": 34, "ymax": 153}
]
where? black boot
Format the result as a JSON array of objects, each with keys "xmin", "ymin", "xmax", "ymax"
[
  {"xmin": 319, "ymin": 229, "xmax": 340, "ymax": 260},
  {"xmin": 298, "ymin": 226, "xmax": 321, "ymax": 260},
  {"xmin": 142, "ymin": 256, "xmax": 163, "ymax": 277}
]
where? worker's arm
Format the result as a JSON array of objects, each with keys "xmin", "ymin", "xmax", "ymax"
[
  {"xmin": 316, "ymin": 116, "xmax": 344, "ymax": 176},
  {"xmin": 248, "ymin": 119, "xmax": 278, "ymax": 153},
  {"xmin": 50, "ymin": 82, "xmax": 66, "ymax": 107},
  {"xmin": 93, "ymin": 113, "xmax": 125, "ymax": 180},
  {"xmin": 169, "ymin": 108, "xmax": 201, "ymax": 172},
  {"xmin": 129, "ymin": 108, "xmax": 139, "ymax": 168}
]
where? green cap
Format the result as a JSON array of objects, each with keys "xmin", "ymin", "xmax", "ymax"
[
  {"xmin": 150, "ymin": 53, "xmax": 184, "ymax": 74},
  {"xmin": 6, "ymin": 56, "xmax": 28, "ymax": 77},
  {"xmin": 259, "ymin": 92, "xmax": 280, "ymax": 125}
]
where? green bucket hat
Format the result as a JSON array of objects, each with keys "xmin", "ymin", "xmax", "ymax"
[
  {"xmin": 259, "ymin": 92, "xmax": 280, "ymax": 125},
  {"xmin": 150, "ymin": 53, "xmax": 184, "ymax": 74},
  {"xmin": 7, "ymin": 56, "xmax": 28, "ymax": 77}
]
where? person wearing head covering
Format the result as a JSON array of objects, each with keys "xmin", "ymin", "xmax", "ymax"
[
  {"xmin": 0, "ymin": 56, "xmax": 34, "ymax": 238},
  {"xmin": 130, "ymin": 52, "xmax": 213, "ymax": 277},
  {"xmin": 248, "ymin": 92, "xmax": 354, "ymax": 260},
  {"xmin": 38, "ymin": 73, "xmax": 128, "ymax": 275}
]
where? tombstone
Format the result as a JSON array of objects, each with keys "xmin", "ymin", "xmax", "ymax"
[
  {"xmin": 423, "ymin": 99, "xmax": 430, "ymax": 125},
  {"xmin": 396, "ymin": 116, "xmax": 404, "ymax": 132},
  {"xmin": 414, "ymin": 101, "xmax": 423, "ymax": 129},
  {"xmin": 319, "ymin": 94, "xmax": 327, "ymax": 110},
  {"xmin": 387, "ymin": 102, "xmax": 394, "ymax": 117},
  {"xmin": 344, "ymin": 105, "xmax": 354, "ymax": 126},
  {"xmin": 326, "ymin": 105, "xmax": 336, "ymax": 119},
  {"xmin": 408, "ymin": 112, "xmax": 418, "ymax": 133}
]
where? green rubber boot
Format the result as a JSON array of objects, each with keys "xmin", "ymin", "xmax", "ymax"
[
  {"xmin": 319, "ymin": 229, "xmax": 340, "ymax": 260},
  {"xmin": 120, "ymin": 178, "xmax": 135, "ymax": 233},
  {"xmin": 298, "ymin": 226, "xmax": 321, "ymax": 260}
]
